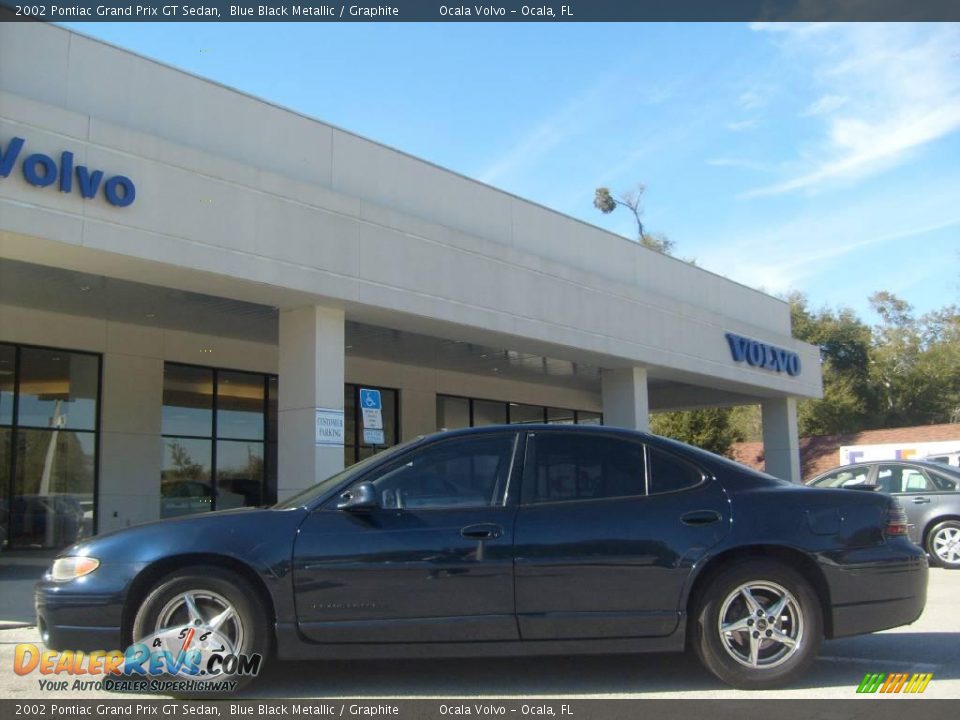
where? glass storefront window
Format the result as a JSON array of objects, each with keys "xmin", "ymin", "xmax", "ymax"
[
  {"xmin": 437, "ymin": 395, "xmax": 470, "ymax": 431},
  {"xmin": 1, "ymin": 345, "xmax": 100, "ymax": 549},
  {"xmin": 577, "ymin": 411, "xmax": 603, "ymax": 425},
  {"xmin": 217, "ymin": 371, "xmax": 264, "ymax": 441},
  {"xmin": 162, "ymin": 365, "xmax": 213, "ymax": 437},
  {"xmin": 160, "ymin": 437, "xmax": 212, "ymax": 518},
  {"xmin": 435, "ymin": 395, "xmax": 601, "ymax": 431},
  {"xmin": 17, "ymin": 349, "xmax": 98, "ymax": 430},
  {"xmin": 217, "ymin": 440, "xmax": 264, "ymax": 508},
  {"xmin": 12, "ymin": 429, "xmax": 92, "ymax": 550},
  {"xmin": 161, "ymin": 364, "xmax": 274, "ymax": 518},
  {"xmin": 1, "ymin": 428, "xmax": 11, "ymax": 549},
  {"xmin": 510, "ymin": 403, "xmax": 545, "ymax": 424},
  {"xmin": 547, "ymin": 407, "xmax": 576, "ymax": 424},
  {"xmin": 473, "ymin": 400, "xmax": 507, "ymax": 426},
  {"xmin": 344, "ymin": 385, "xmax": 357, "ymax": 467},
  {"xmin": 0, "ymin": 344, "xmax": 14, "ymax": 426}
]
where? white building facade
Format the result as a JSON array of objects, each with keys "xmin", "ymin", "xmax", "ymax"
[{"xmin": 0, "ymin": 24, "xmax": 821, "ymax": 550}]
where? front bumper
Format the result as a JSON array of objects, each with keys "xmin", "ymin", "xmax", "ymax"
[
  {"xmin": 34, "ymin": 563, "xmax": 138, "ymax": 652},
  {"xmin": 823, "ymin": 538, "xmax": 929, "ymax": 639}
]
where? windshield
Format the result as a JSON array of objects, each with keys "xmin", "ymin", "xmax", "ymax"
[{"xmin": 273, "ymin": 436, "xmax": 424, "ymax": 509}]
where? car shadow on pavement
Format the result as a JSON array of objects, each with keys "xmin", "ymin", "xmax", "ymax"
[{"xmin": 235, "ymin": 631, "xmax": 960, "ymax": 698}]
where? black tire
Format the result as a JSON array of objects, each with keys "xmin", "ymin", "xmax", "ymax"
[
  {"xmin": 693, "ymin": 559, "xmax": 822, "ymax": 689},
  {"xmin": 925, "ymin": 520, "xmax": 960, "ymax": 569},
  {"xmin": 131, "ymin": 566, "xmax": 269, "ymax": 692}
]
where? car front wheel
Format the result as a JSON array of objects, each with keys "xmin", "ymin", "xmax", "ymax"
[
  {"xmin": 926, "ymin": 520, "xmax": 960, "ymax": 568},
  {"xmin": 693, "ymin": 560, "xmax": 822, "ymax": 689},
  {"xmin": 131, "ymin": 566, "xmax": 269, "ymax": 690}
]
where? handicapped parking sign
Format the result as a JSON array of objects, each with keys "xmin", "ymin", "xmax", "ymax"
[
  {"xmin": 360, "ymin": 388, "xmax": 382, "ymax": 410},
  {"xmin": 360, "ymin": 388, "xmax": 383, "ymax": 432}
]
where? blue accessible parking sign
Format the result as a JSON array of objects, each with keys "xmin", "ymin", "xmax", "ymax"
[
  {"xmin": 360, "ymin": 388, "xmax": 384, "ymax": 435},
  {"xmin": 360, "ymin": 388, "xmax": 382, "ymax": 410}
]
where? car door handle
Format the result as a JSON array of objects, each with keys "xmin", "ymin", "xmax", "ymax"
[
  {"xmin": 461, "ymin": 523, "xmax": 503, "ymax": 540},
  {"xmin": 680, "ymin": 510, "xmax": 722, "ymax": 526},
  {"xmin": 913, "ymin": 497, "xmax": 931, "ymax": 504}
]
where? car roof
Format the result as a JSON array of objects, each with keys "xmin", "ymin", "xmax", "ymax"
[{"xmin": 427, "ymin": 424, "xmax": 781, "ymax": 481}]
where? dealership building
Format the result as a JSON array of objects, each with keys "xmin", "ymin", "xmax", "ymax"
[{"xmin": 0, "ymin": 23, "xmax": 822, "ymax": 550}]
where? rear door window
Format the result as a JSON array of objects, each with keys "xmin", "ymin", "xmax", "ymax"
[{"xmin": 522, "ymin": 432, "xmax": 645, "ymax": 504}]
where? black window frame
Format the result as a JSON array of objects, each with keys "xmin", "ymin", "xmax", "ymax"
[
  {"xmin": 161, "ymin": 362, "xmax": 277, "ymax": 513},
  {"xmin": 0, "ymin": 341, "xmax": 102, "ymax": 549},
  {"xmin": 436, "ymin": 393, "xmax": 602, "ymax": 430}
]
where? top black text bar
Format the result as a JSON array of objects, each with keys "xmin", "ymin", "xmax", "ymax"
[{"xmin": 1, "ymin": 0, "xmax": 958, "ymax": 22}]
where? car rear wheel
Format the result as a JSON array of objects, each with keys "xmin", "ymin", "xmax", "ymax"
[
  {"xmin": 693, "ymin": 560, "xmax": 822, "ymax": 689},
  {"xmin": 131, "ymin": 566, "xmax": 269, "ymax": 690},
  {"xmin": 926, "ymin": 520, "xmax": 960, "ymax": 568}
]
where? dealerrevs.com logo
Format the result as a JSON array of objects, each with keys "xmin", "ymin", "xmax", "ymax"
[{"xmin": 14, "ymin": 626, "xmax": 261, "ymax": 693}]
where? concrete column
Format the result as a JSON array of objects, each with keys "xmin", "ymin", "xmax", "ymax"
[
  {"xmin": 600, "ymin": 367, "xmax": 650, "ymax": 432},
  {"xmin": 278, "ymin": 306, "xmax": 345, "ymax": 499},
  {"xmin": 98, "ymin": 343, "xmax": 163, "ymax": 534},
  {"xmin": 762, "ymin": 397, "xmax": 801, "ymax": 482}
]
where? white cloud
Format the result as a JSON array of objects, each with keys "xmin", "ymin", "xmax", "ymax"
[
  {"xmin": 739, "ymin": 89, "xmax": 765, "ymax": 110},
  {"xmin": 802, "ymin": 94, "xmax": 848, "ymax": 116},
  {"xmin": 727, "ymin": 118, "xmax": 759, "ymax": 132},
  {"xmin": 698, "ymin": 180, "xmax": 960, "ymax": 294},
  {"xmin": 706, "ymin": 157, "xmax": 772, "ymax": 173},
  {"xmin": 744, "ymin": 24, "xmax": 960, "ymax": 198},
  {"xmin": 476, "ymin": 75, "xmax": 632, "ymax": 186}
]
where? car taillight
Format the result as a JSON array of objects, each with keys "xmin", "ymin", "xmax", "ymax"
[{"xmin": 885, "ymin": 500, "xmax": 909, "ymax": 538}]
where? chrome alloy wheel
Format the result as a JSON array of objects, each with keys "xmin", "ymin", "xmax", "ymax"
[
  {"xmin": 153, "ymin": 589, "xmax": 244, "ymax": 653},
  {"xmin": 932, "ymin": 525, "xmax": 960, "ymax": 565},
  {"xmin": 717, "ymin": 581, "xmax": 804, "ymax": 669}
]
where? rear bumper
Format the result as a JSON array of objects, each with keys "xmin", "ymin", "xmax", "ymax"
[{"xmin": 824, "ymin": 540, "xmax": 928, "ymax": 639}]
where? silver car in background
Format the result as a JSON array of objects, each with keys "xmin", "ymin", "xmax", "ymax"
[{"xmin": 808, "ymin": 459, "xmax": 960, "ymax": 569}]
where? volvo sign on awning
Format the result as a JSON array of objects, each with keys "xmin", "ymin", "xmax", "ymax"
[{"xmin": 0, "ymin": 136, "xmax": 136, "ymax": 207}]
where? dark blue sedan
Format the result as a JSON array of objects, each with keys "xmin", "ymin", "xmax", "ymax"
[{"xmin": 36, "ymin": 425, "xmax": 928, "ymax": 689}]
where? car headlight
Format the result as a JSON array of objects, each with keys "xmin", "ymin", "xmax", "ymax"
[{"xmin": 50, "ymin": 556, "xmax": 100, "ymax": 582}]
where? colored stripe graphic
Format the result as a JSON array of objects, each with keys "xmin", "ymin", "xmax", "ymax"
[{"xmin": 856, "ymin": 672, "xmax": 932, "ymax": 693}]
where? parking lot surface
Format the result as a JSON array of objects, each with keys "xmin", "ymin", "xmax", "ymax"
[{"xmin": 1, "ymin": 568, "xmax": 957, "ymax": 700}]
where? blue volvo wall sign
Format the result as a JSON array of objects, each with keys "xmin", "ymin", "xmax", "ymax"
[
  {"xmin": 0, "ymin": 136, "xmax": 136, "ymax": 207},
  {"xmin": 726, "ymin": 332, "xmax": 801, "ymax": 377}
]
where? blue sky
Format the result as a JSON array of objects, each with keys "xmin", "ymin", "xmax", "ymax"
[{"xmin": 62, "ymin": 22, "xmax": 960, "ymax": 322}]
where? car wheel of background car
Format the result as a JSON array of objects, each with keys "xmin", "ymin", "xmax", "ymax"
[
  {"xmin": 131, "ymin": 566, "xmax": 269, "ymax": 690},
  {"xmin": 693, "ymin": 559, "xmax": 822, "ymax": 689},
  {"xmin": 926, "ymin": 520, "xmax": 960, "ymax": 568}
]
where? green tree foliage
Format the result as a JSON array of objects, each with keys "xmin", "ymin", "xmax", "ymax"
[
  {"xmin": 786, "ymin": 292, "xmax": 873, "ymax": 436},
  {"xmin": 593, "ymin": 186, "xmax": 960, "ymax": 452},
  {"xmin": 594, "ymin": 183, "xmax": 678, "ymax": 254},
  {"xmin": 650, "ymin": 407, "xmax": 745, "ymax": 457},
  {"xmin": 781, "ymin": 292, "xmax": 960, "ymax": 437},
  {"xmin": 867, "ymin": 294, "xmax": 960, "ymax": 428}
]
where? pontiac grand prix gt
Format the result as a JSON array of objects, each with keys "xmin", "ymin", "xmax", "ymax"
[{"xmin": 36, "ymin": 426, "xmax": 928, "ymax": 689}]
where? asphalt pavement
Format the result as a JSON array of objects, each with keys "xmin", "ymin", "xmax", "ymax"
[{"xmin": 1, "ymin": 566, "xmax": 957, "ymax": 700}]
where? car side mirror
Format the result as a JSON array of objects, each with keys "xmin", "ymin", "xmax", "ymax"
[{"xmin": 337, "ymin": 482, "xmax": 379, "ymax": 512}]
